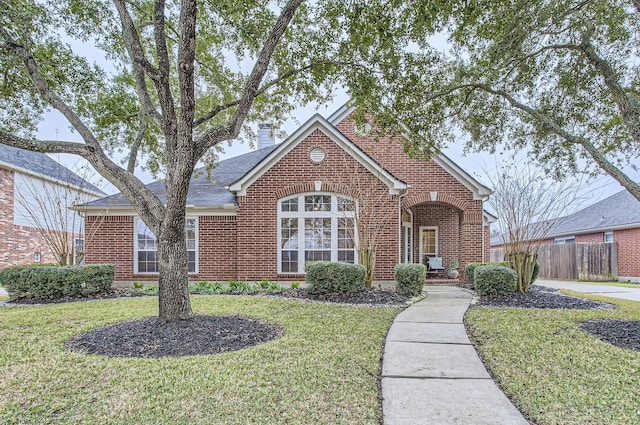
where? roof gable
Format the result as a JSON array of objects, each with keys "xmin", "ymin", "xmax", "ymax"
[
  {"xmin": 228, "ymin": 114, "xmax": 408, "ymax": 196},
  {"xmin": 328, "ymin": 104, "xmax": 492, "ymax": 200}
]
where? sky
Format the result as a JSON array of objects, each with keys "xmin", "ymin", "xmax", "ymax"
[{"xmin": 34, "ymin": 23, "xmax": 639, "ymax": 216}]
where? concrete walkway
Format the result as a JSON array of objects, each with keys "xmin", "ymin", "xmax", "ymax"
[
  {"xmin": 536, "ymin": 279, "xmax": 640, "ymax": 302},
  {"xmin": 381, "ymin": 285, "xmax": 528, "ymax": 425}
]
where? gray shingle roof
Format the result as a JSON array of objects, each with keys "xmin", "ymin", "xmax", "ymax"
[
  {"xmin": 548, "ymin": 189, "xmax": 640, "ymax": 236},
  {"xmin": 490, "ymin": 189, "xmax": 640, "ymax": 245},
  {"xmin": 86, "ymin": 144, "xmax": 279, "ymax": 208},
  {"xmin": 0, "ymin": 143, "xmax": 105, "ymax": 195}
]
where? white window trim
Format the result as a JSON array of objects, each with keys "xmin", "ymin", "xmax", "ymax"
[
  {"xmin": 554, "ymin": 236, "xmax": 575, "ymax": 245},
  {"xmin": 401, "ymin": 209, "xmax": 413, "ymax": 263},
  {"xmin": 277, "ymin": 193, "xmax": 357, "ymax": 274},
  {"xmin": 419, "ymin": 226, "xmax": 438, "ymax": 265},
  {"xmin": 604, "ymin": 231, "xmax": 614, "ymax": 243},
  {"xmin": 134, "ymin": 217, "xmax": 199, "ymax": 274}
]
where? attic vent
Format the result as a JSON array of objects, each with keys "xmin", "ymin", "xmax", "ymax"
[{"xmin": 310, "ymin": 148, "xmax": 326, "ymax": 163}]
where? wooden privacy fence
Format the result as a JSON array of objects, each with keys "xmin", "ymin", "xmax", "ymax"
[{"xmin": 490, "ymin": 242, "xmax": 618, "ymax": 281}]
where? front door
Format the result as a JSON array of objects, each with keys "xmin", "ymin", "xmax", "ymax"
[{"xmin": 419, "ymin": 226, "xmax": 438, "ymax": 266}]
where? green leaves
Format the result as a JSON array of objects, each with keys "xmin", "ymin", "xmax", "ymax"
[{"xmin": 343, "ymin": 0, "xmax": 640, "ymax": 197}]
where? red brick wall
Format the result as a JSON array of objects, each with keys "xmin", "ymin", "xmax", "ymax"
[
  {"xmin": 85, "ymin": 215, "xmax": 135, "ymax": 280},
  {"xmin": 614, "ymin": 228, "xmax": 640, "ymax": 279},
  {"xmin": 197, "ymin": 216, "xmax": 237, "ymax": 281},
  {"xmin": 576, "ymin": 233, "xmax": 604, "ymax": 243},
  {"xmin": 236, "ymin": 128, "xmax": 400, "ymax": 280},
  {"xmin": 0, "ymin": 167, "xmax": 59, "ymax": 268},
  {"xmin": 411, "ymin": 204, "xmax": 461, "ymax": 270},
  {"xmin": 336, "ymin": 116, "xmax": 486, "ymax": 279},
  {"xmin": 83, "ymin": 115, "xmax": 489, "ymax": 283}
]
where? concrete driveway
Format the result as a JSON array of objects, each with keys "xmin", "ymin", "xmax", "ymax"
[{"xmin": 536, "ymin": 279, "xmax": 640, "ymax": 302}]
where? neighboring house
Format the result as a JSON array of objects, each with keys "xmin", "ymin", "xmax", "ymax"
[
  {"xmin": 0, "ymin": 144, "xmax": 105, "ymax": 268},
  {"xmin": 491, "ymin": 190, "xmax": 640, "ymax": 282},
  {"xmin": 83, "ymin": 106, "xmax": 495, "ymax": 282}
]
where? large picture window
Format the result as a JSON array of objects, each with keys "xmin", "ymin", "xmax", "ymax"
[
  {"xmin": 278, "ymin": 194, "xmax": 357, "ymax": 273},
  {"xmin": 135, "ymin": 218, "xmax": 197, "ymax": 273}
]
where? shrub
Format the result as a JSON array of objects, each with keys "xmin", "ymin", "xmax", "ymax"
[
  {"xmin": 229, "ymin": 280, "xmax": 251, "ymax": 292},
  {"xmin": 465, "ymin": 261, "xmax": 510, "ymax": 287},
  {"xmin": 394, "ymin": 263, "xmax": 426, "ymax": 296},
  {"xmin": 290, "ymin": 281, "xmax": 300, "ymax": 289},
  {"xmin": 0, "ymin": 264, "xmax": 114, "ymax": 300},
  {"xmin": 531, "ymin": 261, "xmax": 541, "ymax": 284},
  {"xmin": 474, "ymin": 266, "xmax": 517, "ymax": 296},
  {"xmin": 305, "ymin": 261, "xmax": 366, "ymax": 294}
]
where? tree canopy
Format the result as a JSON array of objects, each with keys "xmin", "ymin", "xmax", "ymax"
[
  {"xmin": 0, "ymin": 0, "xmax": 354, "ymax": 320},
  {"xmin": 343, "ymin": 0, "xmax": 640, "ymax": 200}
]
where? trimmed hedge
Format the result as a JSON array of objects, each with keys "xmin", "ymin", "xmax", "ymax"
[
  {"xmin": 465, "ymin": 261, "xmax": 510, "ymax": 286},
  {"xmin": 474, "ymin": 266, "xmax": 517, "ymax": 296},
  {"xmin": 0, "ymin": 264, "xmax": 114, "ymax": 300},
  {"xmin": 305, "ymin": 261, "xmax": 366, "ymax": 294},
  {"xmin": 394, "ymin": 263, "xmax": 426, "ymax": 296}
]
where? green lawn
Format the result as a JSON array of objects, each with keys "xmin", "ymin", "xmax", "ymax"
[
  {"xmin": 0, "ymin": 295, "xmax": 400, "ymax": 424},
  {"xmin": 578, "ymin": 280, "xmax": 640, "ymax": 289},
  {"xmin": 466, "ymin": 291, "xmax": 640, "ymax": 425}
]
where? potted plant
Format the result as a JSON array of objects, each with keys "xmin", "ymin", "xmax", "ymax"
[{"xmin": 447, "ymin": 259, "xmax": 460, "ymax": 279}]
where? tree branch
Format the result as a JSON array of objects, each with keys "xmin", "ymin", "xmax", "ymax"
[
  {"xmin": 0, "ymin": 130, "xmax": 93, "ymax": 156},
  {"xmin": 465, "ymin": 83, "xmax": 640, "ymax": 201},
  {"xmin": 579, "ymin": 33, "xmax": 640, "ymax": 146},
  {"xmin": 127, "ymin": 111, "xmax": 147, "ymax": 173},
  {"xmin": 194, "ymin": 60, "xmax": 353, "ymax": 127},
  {"xmin": 195, "ymin": 0, "xmax": 304, "ymax": 154},
  {"xmin": 151, "ymin": 0, "xmax": 178, "ymax": 146},
  {"xmin": 0, "ymin": 130, "xmax": 167, "ymax": 226},
  {"xmin": 112, "ymin": 0, "xmax": 161, "ymax": 81}
]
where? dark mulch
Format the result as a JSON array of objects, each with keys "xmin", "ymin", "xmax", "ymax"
[
  {"xmin": 476, "ymin": 285, "xmax": 615, "ymax": 310},
  {"xmin": 580, "ymin": 319, "xmax": 640, "ymax": 352},
  {"xmin": 66, "ymin": 315, "xmax": 283, "ymax": 358},
  {"xmin": 6, "ymin": 288, "xmax": 147, "ymax": 305},
  {"xmin": 267, "ymin": 287, "xmax": 413, "ymax": 307}
]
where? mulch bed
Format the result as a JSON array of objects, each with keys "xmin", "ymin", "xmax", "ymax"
[
  {"xmin": 66, "ymin": 315, "xmax": 283, "ymax": 358},
  {"xmin": 4, "ymin": 288, "xmax": 146, "ymax": 305},
  {"xmin": 580, "ymin": 319, "xmax": 640, "ymax": 352},
  {"xmin": 266, "ymin": 287, "xmax": 413, "ymax": 307},
  {"xmin": 476, "ymin": 285, "xmax": 615, "ymax": 310}
]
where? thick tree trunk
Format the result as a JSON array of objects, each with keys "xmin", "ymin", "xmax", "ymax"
[{"xmin": 157, "ymin": 219, "xmax": 193, "ymax": 321}]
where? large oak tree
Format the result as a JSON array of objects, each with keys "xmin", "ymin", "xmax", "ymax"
[
  {"xmin": 0, "ymin": 0, "xmax": 350, "ymax": 321},
  {"xmin": 342, "ymin": 0, "xmax": 640, "ymax": 200}
]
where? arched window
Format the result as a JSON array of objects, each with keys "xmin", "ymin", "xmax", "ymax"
[{"xmin": 278, "ymin": 193, "xmax": 357, "ymax": 274}]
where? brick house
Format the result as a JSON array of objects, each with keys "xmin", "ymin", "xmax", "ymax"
[
  {"xmin": 84, "ymin": 106, "xmax": 495, "ymax": 283},
  {"xmin": 491, "ymin": 189, "xmax": 640, "ymax": 282},
  {"xmin": 0, "ymin": 144, "xmax": 105, "ymax": 268}
]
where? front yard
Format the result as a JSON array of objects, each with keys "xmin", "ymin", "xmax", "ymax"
[
  {"xmin": 466, "ymin": 291, "xmax": 640, "ymax": 425},
  {"xmin": 0, "ymin": 295, "xmax": 400, "ymax": 424}
]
